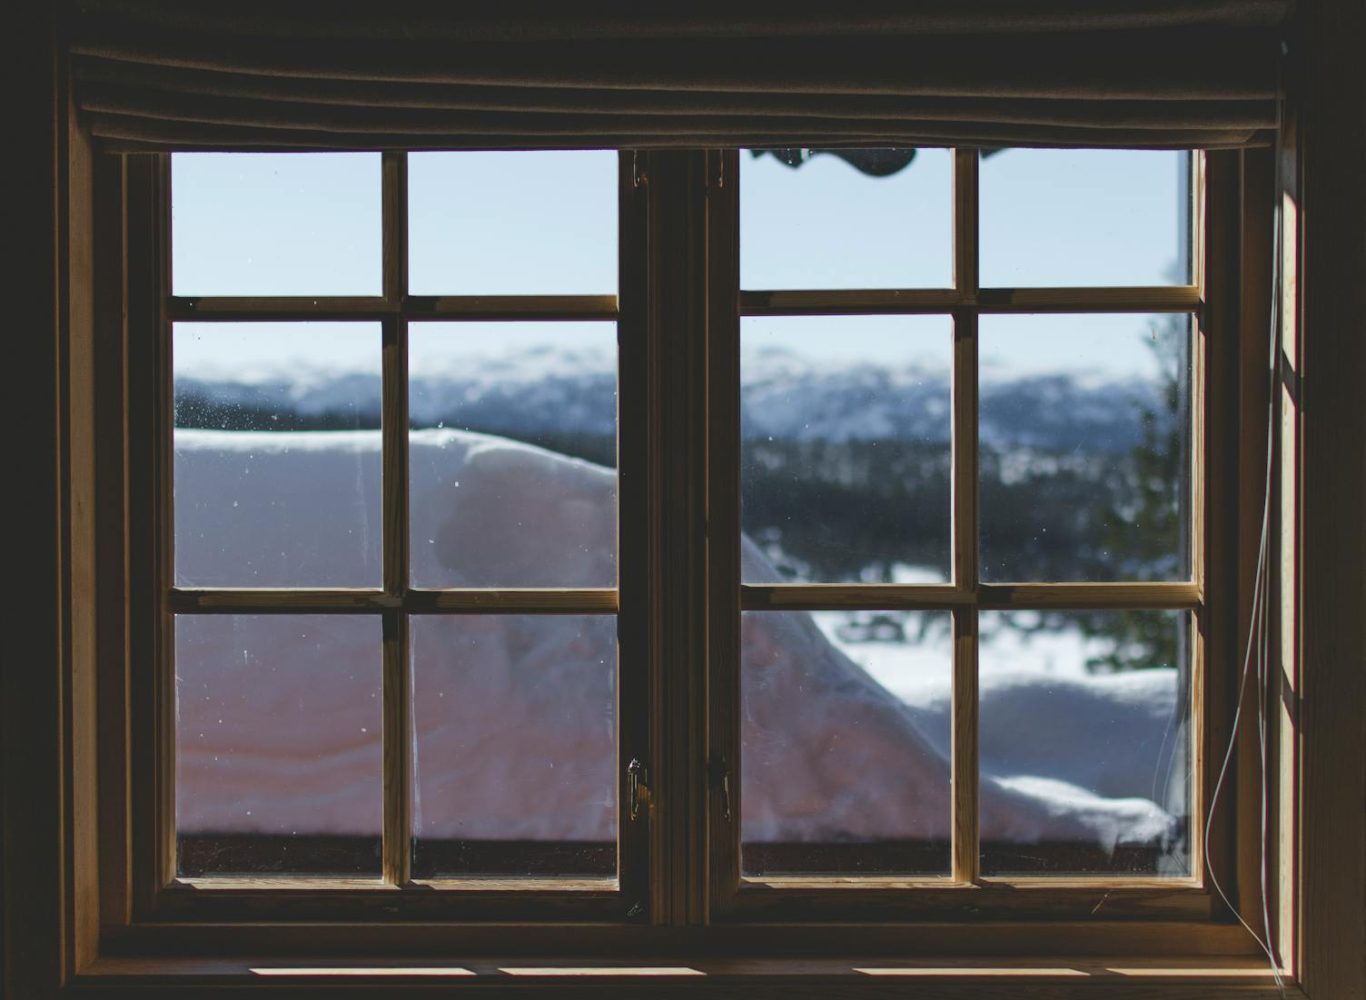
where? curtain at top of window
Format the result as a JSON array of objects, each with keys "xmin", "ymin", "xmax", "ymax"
[{"xmin": 69, "ymin": 0, "xmax": 1292, "ymax": 151}]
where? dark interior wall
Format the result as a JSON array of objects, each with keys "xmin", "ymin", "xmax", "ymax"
[{"xmin": 4, "ymin": 3, "xmax": 63, "ymax": 998}]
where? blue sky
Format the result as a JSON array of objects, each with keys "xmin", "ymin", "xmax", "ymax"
[{"xmin": 171, "ymin": 148, "xmax": 1190, "ymax": 380}]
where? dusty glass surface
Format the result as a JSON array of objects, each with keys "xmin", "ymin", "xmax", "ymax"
[
  {"xmin": 410, "ymin": 614, "xmax": 618, "ymax": 879},
  {"xmin": 741, "ymin": 610, "xmax": 952, "ymax": 876},
  {"xmin": 741, "ymin": 315, "xmax": 952, "ymax": 584},
  {"xmin": 174, "ymin": 323, "xmax": 383, "ymax": 588},
  {"xmin": 979, "ymin": 313, "xmax": 1192, "ymax": 583},
  {"xmin": 175, "ymin": 615, "xmax": 383, "ymax": 877},
  {"xmin": 172, "ymin": 152, "xmax": 382, "ymax": 296},
  {"xmin": 408, "ymin": 151, "xmax": 617, "ymax": 295},
  {"xmin": 977, "ymin": 610, "xmax": 1191, "ymax": 877},
  {"xmin": 741, "ymin": 147, "xmax": 953, "ymax": 289},
  {"xmin": 980, "ymin": 149, "xmax": 1191, "ymax": 287},
  {"xmin": 408, "ymin": 322, "xmax": 617, "ymax": 589}
]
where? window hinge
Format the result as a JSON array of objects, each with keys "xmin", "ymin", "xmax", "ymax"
[
  {"xmin": 706, "ymin": 154, "xmax": 726, "ymax": 194},
  {"xmin": 632, "ymin": 152, "xmax": 648, "ymax": 190},
  {"xmin": 627, "ymin": 757, "xmax": 650, "ymax": 820},
  {"xmin": 709, "ymin": 755, "xmax": 732, "ymax": 821}
]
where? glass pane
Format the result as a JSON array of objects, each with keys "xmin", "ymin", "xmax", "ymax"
[
  {"xmin": 741, "ymin": 315, "xmax": 952, "ymax": 584},
  {"xmin": 176, "ymin": 615, "xmax": 382, "ymax": 877},
  {"xmin": 741, "ymin": 147, "xmax": 952, "ymax": 289},
  {"xmin": 411, "ymin": 615, "xmax": 617, "ymax": 879},
  {"xmin": 979, "ymin": 314, "xmax": 1192, "ymax": 583},
  {"xmin": 408, "ymin": 151, "xmax": 617, "ymax": 295},
  {"xmin": 174, "ymin": 323, "xmax": 382, "ymax": 588},
  {"xmin": 742, "ymin": 610, "xmax": 952, "ymax": 877},
  {"xmin": 980, "ymin": 149, "xmax": 1191, "ymax": 287},
  {"xmin": 172, "ymin": 152, "xmax": 381, "ymax": 296},
  {"xmin": 978, "ymin": 610, "xmax": 1191, "ymax": 877},
  {"xmin": 409, "ymin": 323, "xmax": 617, "ymax": 588}
]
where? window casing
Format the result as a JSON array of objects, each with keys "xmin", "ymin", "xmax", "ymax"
[{"xmin": 98, "ymin": 146, "xmax": 1272, "ymax": 956}]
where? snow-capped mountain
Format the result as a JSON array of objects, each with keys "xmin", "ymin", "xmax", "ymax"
[{"xmin": 175, "ymin": 343, "xmax": 1172, "ymax": 452}]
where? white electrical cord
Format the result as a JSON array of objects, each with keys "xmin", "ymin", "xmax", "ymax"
[{"xmin": 1200, "ymin": 67, "xmax": 1288, "ymax": 998}]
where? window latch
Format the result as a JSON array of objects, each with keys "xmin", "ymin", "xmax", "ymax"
[
  {"xmin": 709, "ymin": 755, "xmax": 732, "ymax": 821},
  {"xmin": 627, "ymin": 757, "xmax": 650, "ymax": 821}
]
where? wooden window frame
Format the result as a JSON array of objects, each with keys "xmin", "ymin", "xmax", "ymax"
[
  {"xmin": 98, "ymin": 142, "xmax": 1269, "ymax": 940},
  {"xmin": 26, "ymin": 130, "xmax": 1311, "ymax": 995},
  {"xmin": 706, "ymin": 148, "xmax": 1213, "ymax": 922},
  {"xmin": 126, "ymin": 151, "xmax": 651, "ymax": 925}
]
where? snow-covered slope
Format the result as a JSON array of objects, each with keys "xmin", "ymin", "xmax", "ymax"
[{"xmin": 175, "ymin": 428, "xmax": 1180, "ymax": 857}]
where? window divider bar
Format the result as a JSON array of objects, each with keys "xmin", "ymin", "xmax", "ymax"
[
  {"xmin": 381, "ymin": 151, "xmax": 412, "ymax": 888},
  {"xmin": 951, "ymin": 606, "xmax": 981, "ymax": 886},
  {"xmin": 951, "ymin": 148, "xmax": 981, "ymax": 886},
  {"xmin": 165, "ymin": 295, "xmax": 619, "ymax": 323},
  {"xmin": 165, "ymin": 589, "xmax": 619, "ymax": 614},
  {"xmin": 738, "ymin": 286, "xmax": 1200, "ymax": 317},
  {"xmin": 739, "ymin": 582, "xmax": 1200, "ymax": 612},
  {"xmin": 383, "ymin": 151, "xmax": 406, "ymax": 306}
]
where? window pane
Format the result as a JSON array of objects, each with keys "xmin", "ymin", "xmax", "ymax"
[
  {"xmin": 742, "ymin": 610, "xmax": 952, "ymax": 877},
  {"xmin": 172, "ymin": 153, "xmax": 381, "ymax": 296},
  {"xmin": 979, "ymin": 314, "xmax": 1192, "ymax": 583},
  {"xmin": 978, "ymin": 610, "xmax": 1191, "ymax": 877},
  {"xmin": 741, "ymin": 147, "xmax": 952, "ymax": 289},
  {"xmin": 980, "ymin": 149, "xmax": 1191, "ymax": 287},
  {"xmin": 174, "ymin": 323, "xmax": 382, "ymax": 588},
  {"xmin": 408, "ymin": 151, "xmax": 617, "ymax": 295},
  {"xmin": 741, "ymin": 315, "xmax": 951, "ymax": 584},
  {"xmin": 176, "ymin": 615, "xmax": 382, "ymax": 877},
  {"xmin": 411, "ymin": 615, "xmax": 617, "ymax": 879},
  {"xmin": 408, "ymin": 323, "xmax": 617, "ymax": 589}
]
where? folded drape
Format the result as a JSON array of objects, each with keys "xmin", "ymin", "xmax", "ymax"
[{"xmin": 69, "ymin": 1, "xmax": 1292, "ymax": 150}]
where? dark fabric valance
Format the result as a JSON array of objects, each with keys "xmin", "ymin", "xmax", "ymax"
[{"xmin": 69, "ymin": 1, "xmax": 1292, "ymax": 151}]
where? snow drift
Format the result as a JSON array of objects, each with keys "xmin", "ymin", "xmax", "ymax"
[{"xmin": 174, "ymin": 428, "xmax": 1184, "ymax": 864}]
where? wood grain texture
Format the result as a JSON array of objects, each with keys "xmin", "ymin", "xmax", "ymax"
[
  {"xmin": 1199, "ymin": 150, "xmax": 1243, "ymax": 916},
  {"xmin": 71, "ymin": 955, "xmax": 1300, "ymax": 999},
  {"xmin": 1298, "ymin": 0, "xmax": 1366, "ymax": 994},
  {"xmin": 380, "ymin": 152, "xmax": 412, "ymax": 888},
  {"xmin": 706, "ymin": 148, "xmax": 744, "ymax": 920},
  {"xmin": 167, "ymin": 294, "xmax": 617, "ymax": 322},
  {"xmin": 1271, "ymin": 116, "xmax": 1300, "ymax": 974},
  {"xmin": 741, "ymin": 583, "xmax": 1200, "ymax": 611},
  {"xmin": 615, "ymin": 148, "xmax": 652, "ymax": 921},
  {"xmin": 739, "ymin": 286, "xmax": 1199, "ymax": 317}
]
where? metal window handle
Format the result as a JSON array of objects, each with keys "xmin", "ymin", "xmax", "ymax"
[
  {"xmin": 710, "ymin": 756, "xmax": 732, "ymax": 821},
  {"xmin": 627, "ymin": 758, "xmax": 649, "ymax": 821}
]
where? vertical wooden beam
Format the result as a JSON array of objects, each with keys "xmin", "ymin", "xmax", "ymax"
[
  {"xmin": 122, "ymin": 153, "xmax": 166, "ymax": 920},
  {"xmin": 616, "ymin": 149, "xmax": 652, "ymax": 917},
  {"xmin": 152, "ymin": 152, "xmax": 177, "ymax": 895},
  {"xmin": 64, "ymin": 81, "xmax": 102, "ymax": 976},
  {"xmin": 1270, "ymin": 113, "xmax": 1300, "ymax": 974},
  {"xmin": 95, "ymin": 151, "xmax": 133, "ymax": 934},
  {"xmin": 643, "ymin": 150, "xmax": 710, "ymax": 926},
  {"xmin": 1298, "ymin": 0, "xmax": 1366, "ymax": 992},
  {"xmin": 951, "ymin": 149, "xmax": 980, "ymax": 885},
  {"xmin": 380, "ymin": 152, "xmax": 412, "ymax": 888},
  {"xmin": 1199, "ymin": 149, "xmax": 1243, "ymax": 918},
  {"xmin": 706, "ymin": 149, "xmax": 742, "ymax": 917},
  {"xmin": 1235, "ymin": 146, "xmax": 1275, "ymax": 940}
]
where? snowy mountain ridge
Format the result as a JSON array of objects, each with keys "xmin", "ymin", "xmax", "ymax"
[{"xmin": 177, "ymin": 346, "xmax": 1169, "ymax": 452}]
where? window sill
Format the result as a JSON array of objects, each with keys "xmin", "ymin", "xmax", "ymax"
[{"xmin": 77, "ymin": 956, "xmax": 1297, "ymax": 997}]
